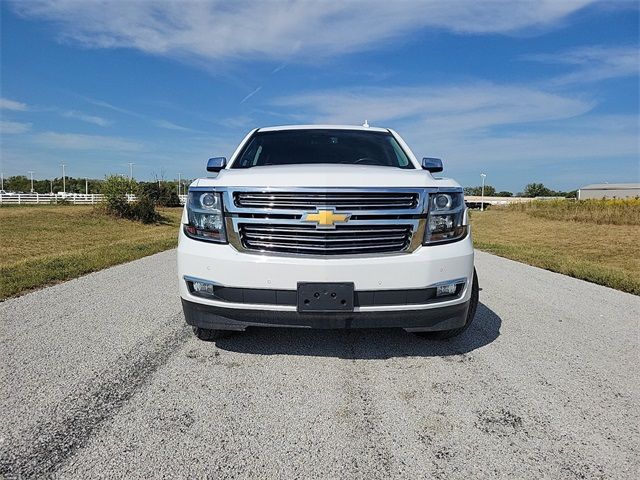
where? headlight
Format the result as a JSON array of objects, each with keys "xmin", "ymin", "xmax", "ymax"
[
  {"xmin": 184, "ymin": 190, "xmax": 227, "ymax": 243},
  {"xmin": 423, "ymin": 191, "xmax": 467, "ymax": 245}
]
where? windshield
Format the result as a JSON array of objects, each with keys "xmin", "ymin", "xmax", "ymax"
[{"xmin": 231, "ymin": 129, "xmax": 414, "ymax": 169}]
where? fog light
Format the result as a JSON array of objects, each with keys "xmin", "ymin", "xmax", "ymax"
[
  {"xmin": 192, "ymin": 281, "xmax": 214, "ymax": 295},
  {"xmin": 436, "ymin": 283, "xmax": 458, "ymax": 297}
]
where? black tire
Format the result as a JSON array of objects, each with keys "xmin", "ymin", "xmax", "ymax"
[
  {"xmin": 415, "ymin": 268, "xmax": 479, "ymax": 340},
  {"xmin": 192, "ymin": 327, "xmax": 234, "ymax": 342}
]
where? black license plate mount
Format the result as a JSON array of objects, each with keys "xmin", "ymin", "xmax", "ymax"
[{"xmin": 297, "ymin": 282, "xmax": 355, "ymax": 312}]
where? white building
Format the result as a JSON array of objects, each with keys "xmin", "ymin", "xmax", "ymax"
[{"xmin": 577, "ymin": 183, "xmax": 640, "ymax": 200}]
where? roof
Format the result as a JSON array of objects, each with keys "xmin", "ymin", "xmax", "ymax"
[
  {"xmin": 579, "ymin": 183, "xmax": 640, "ymax": 190},
  {"xmin": 257, "ymin": 124, "xmax": 390, "ymax": 133}
]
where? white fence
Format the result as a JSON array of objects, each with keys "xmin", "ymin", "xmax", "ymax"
[{"xmin": 0, "ymin": 193, "xmax": 188, "ymax": 205}]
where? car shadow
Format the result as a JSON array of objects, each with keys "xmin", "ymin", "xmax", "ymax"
[{"xmin": 214, "ymin": 302, "xmax": 501, "ymax": 359}]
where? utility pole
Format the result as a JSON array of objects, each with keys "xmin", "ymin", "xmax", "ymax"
[
  {"xmin": 85, "ymin": 177, "xmax": 89, "ymax": 195},
  {"xmin": 61, "ymin": 164, "xmax": 66, "ymax": 194},
  {"xmin": 177, "ymin": 173, "xmax": 182, "ymax": 196},
  {"xmin": 1, "ymin": 172, "xmax": 4, "ymax": 191},
  {"xmin": 128, "ymin": 163, "xmax": 135, "ymax": 196},
  {"xmin": 480, "ymin": 173, "xmax": 487, "ymax": 212},
  {"xmin": 50, "ymin": 179, "xmax": 53, "ymax": 194},
  {"xmin": 28, "ymin": 171, "xmax": 34, "ymax": 193}
]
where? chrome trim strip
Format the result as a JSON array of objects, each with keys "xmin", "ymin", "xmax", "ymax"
[
  {"xmin": 183, "ymin": 275, "xmax": 223, "ymax": 286},
  {"xmin": 184, "ymin": 275, "xmax": 466, "ymax": 292},
  {"xmin": 430, "ymin": 277, "xmax": 467, "ymax": 288}
]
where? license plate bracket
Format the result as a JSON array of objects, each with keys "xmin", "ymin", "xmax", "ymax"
[{"xmin": 297, "ymin": 282, "xmax": 354, "ymax": 312}]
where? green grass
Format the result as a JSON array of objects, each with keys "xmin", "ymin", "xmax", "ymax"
[
  {"xmin": 0, "ymin": 205, "xmax": 182, "ymax": 300},
  {"xmin": 471, "ymin": 201, "xmax": 640, "ymax": 295}
]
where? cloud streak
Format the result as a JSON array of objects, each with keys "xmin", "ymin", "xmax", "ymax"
[
  {"xmin": 0, "ymin": 98, "xmax": 28, "ymax": 111},
  {"xmin": 11, "ymin": 0, "xmax": 600, "ymax": 64},
  {"xmin": 272, "ymin": 84, "xmax": 594, "ymax": 131},
  {"xmin": 522, "ymin": 45, "xmax": 640, "ymax": 84},
  {"xmin": 34, "ymin": 132, "xmax": 143, "ymax": 151},
  {"xmin": 153, "ymin": 119, "xmax": 193, "ymax": 132},
  {"xmin": 0, "ymin": 120, "xmax": 32, "ymax": 134},
  {"xmin": 240, "ymin": 87, "xmax": 262, "ymax": 104},
  {"xmin": 62, "ymin": 110, "xmax": 112, "ymax": 126}
]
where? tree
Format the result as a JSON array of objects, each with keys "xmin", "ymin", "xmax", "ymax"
[
  {"xmin": 522, "ymin": 183, "xmax": 552, "ymax": 197},
  {"xmin": 496, "ymin": 191, "xmax": 513, "ymax": 197},
  {"xmin": 464, "ymin": 185, "xmax": 496, "ymax": 196},
  {"xmin": 564, "ymin": 190, "xmax": 578, "ymax": 199}
]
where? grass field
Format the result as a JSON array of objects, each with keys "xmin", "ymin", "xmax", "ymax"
[
  {"xmin": 471, "ymin": 199, "xmax": 640, "ymax": 295},
  {"xmin": 2, "ymin": 199, "xmax": 638, "ymax": 300},
  {"xmin": 0, "ymin": 205, "xmax": 182, "ymax": 300}
]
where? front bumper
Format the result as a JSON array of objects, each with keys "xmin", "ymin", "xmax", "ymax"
[
  {"xmin": 182, "ymin": 297, "xmax": 471, "ymax": 332},
  {"xmin": 177, "ymin": 225, "xmax": 474, "ymax": 331}
]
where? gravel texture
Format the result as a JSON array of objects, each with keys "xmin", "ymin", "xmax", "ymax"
[{"xmin": 1, "ymin": 249, "xmax": 638, "ymax": 479}]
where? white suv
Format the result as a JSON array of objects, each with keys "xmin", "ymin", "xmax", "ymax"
[{"xmin": 177, "ymin": 125, "xmax": 478, "ymax": 341}]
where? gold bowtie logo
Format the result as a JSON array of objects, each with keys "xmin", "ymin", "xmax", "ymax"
[{"xmin": 303, "ymin": 209, "xmax": 350, "ymax": 228}]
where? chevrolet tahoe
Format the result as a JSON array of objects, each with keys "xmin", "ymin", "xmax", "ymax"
[{"xmin": 177, "ymin": 125, "xmax": 478, "ymax": 340}]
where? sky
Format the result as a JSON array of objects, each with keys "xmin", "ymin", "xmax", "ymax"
[{"xmin": 0, "ymin": 0, "xmax": 638, "ymax": 192}]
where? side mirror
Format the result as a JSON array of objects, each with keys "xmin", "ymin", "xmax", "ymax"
[
  {"xmin": 421, "ymin": 157, "xmax": 443, "ymax": 173},
  {"xmin": 207, "ymin": 157, "xmax": 227, "ymax": 172}
]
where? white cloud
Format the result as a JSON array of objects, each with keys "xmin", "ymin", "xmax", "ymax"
[
  {"xmin": 272, "ymin": 84, "xmax": 594, "ymax": 131},
  {"xmin": 0, "ymin": 98, "xmax": 28, "ymax": 111},
  {"xmin": 270, "ymin": 83, "xmax": 638, "ymax": 176},
  {"xmin": 0, "ymin": 120, "xmax": 32, "ymax": 134},
  {"xmin": 62, "ymin": 110, "xmax": 112, "ymax": 126},
  {"xmin": 35, "ymin": 132, "xmax": 143, "ymax": 151},
  {"xmin": 11, "ymin": 0, "xmax": 599, "ymax": 62},
  {"xmin": 523, "ymin": 45, "xmax": 640, "ymax": 84}
]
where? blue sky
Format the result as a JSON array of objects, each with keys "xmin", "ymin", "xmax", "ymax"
[{"xmin": 1, "ymin": 0, "xmax": 638, "ymax": 192}]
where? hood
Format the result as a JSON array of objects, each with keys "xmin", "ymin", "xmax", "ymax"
[{"xmin": 193, "ymin": 164, "xmax": 460, "ymax": 189}]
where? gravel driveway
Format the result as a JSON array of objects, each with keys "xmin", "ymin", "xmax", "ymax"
[{"xmin": 1, "ymin": 250, "xmax": 638, "ymax": 479}]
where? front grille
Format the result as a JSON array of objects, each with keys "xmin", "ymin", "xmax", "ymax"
[
  {"xmin": 234, "ymin": 191, "xmax": 418, "ymax": 210},
  {"xmin": 239, "ymin": 223, "xmax": 413, "ymax": 255}
]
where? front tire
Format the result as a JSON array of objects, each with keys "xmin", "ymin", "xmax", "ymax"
[
  {"xmin": 192, "ymin": 327, "xmax": 234, "ymax": 342},
  {"xmin": 416, "ymin": 268, "xmax": 479, "ymax": 340}
]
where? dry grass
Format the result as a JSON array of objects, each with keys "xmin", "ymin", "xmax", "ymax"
[
  {"xmin": 471, "ymin": 207, "xmax": 640, "ymax": 295},
  {"xmin": 506, "ymin": 198, "xmax": 640, "ymax": 225},
  {"xmin": 0, "ymin": 205, "xmax": 182, "ymax": 300}
]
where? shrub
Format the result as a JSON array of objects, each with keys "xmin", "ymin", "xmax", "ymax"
[
  {"xmin": 101, "ymin": 175, "xmax": 160, "ymax": 224},
  {"xmin": 102, "ymin": 175, "xmax": 133, "ymax": 218},
  {"xmin": 132, "ymin": 195, "xmax": 160, "ymax": 224},
  {"xmin": 138, "ymin": 182, "xmax": 181, "ymax": 207}
]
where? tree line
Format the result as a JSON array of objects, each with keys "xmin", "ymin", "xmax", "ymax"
[
  {"xmin": 1, "ymin": 175, "xmax": 190, "ymax": 195},
  {"xmin": 3, "ymin": 175, "xmax": 577, "ymax": 199},
  {"xmin": 463, "ymin": 183, "xmax": 578, "ymax": 198}
]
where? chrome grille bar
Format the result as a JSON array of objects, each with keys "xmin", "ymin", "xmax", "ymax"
[
  {"xmin": 238, "ymin": 223, "xmax": 413, "ymax": 255},
  {"xmin": 235, "ymin": 191, "xmax": 418, "ymax": 210}
]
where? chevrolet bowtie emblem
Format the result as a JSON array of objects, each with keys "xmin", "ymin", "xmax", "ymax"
[{"xmin": 303, "ymin": 209, "xmax": 350, "ymax": 228}]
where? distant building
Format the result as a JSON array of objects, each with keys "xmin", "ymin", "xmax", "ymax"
[{"xmin": 577, "ymin": 183, "xmax": 640, "ymax": 200}]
